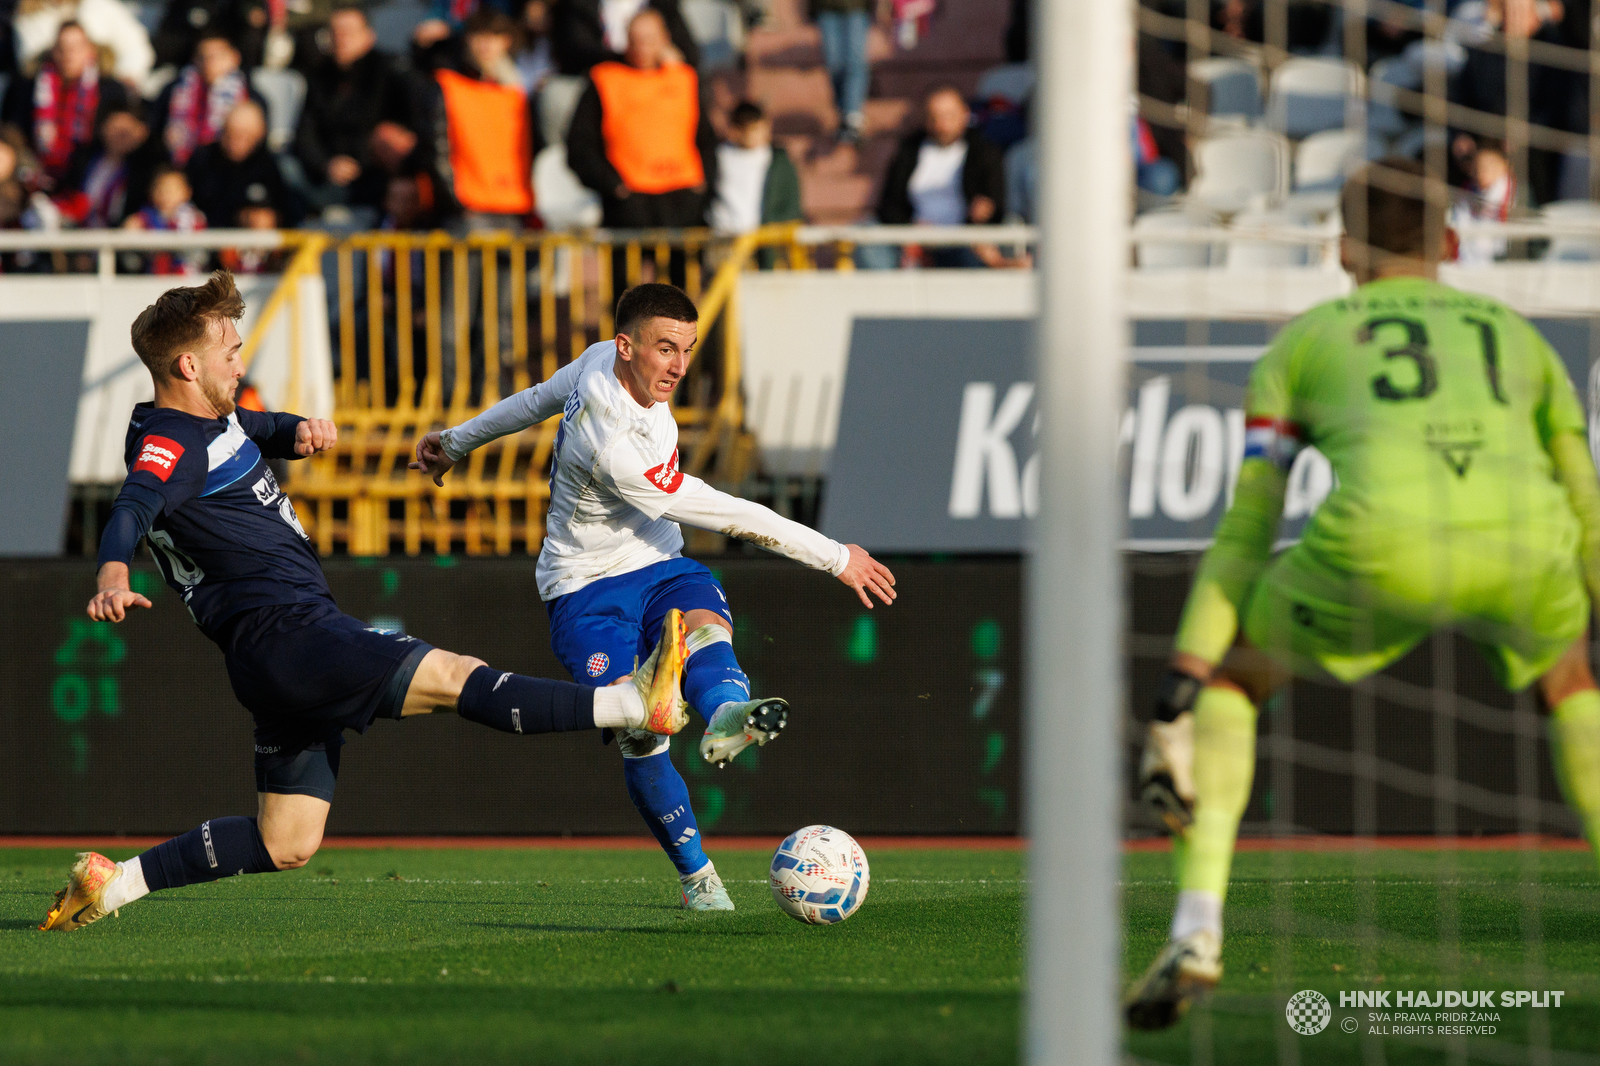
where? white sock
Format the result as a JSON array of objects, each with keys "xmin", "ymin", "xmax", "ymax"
[
  {"xmin": 680, "ymin": 860, "xmax": 714, "ymax": 884},
  {"xmin": 101, "ymin": 856, "xmax": 151, "ymax": 912},
  {"xmin": 1170, "ymin": 889, "xmax": 1222, "ymax": 941},
  {"xmin": 593, "ymin": 684, "xmax": 644, "ymax": 729}
]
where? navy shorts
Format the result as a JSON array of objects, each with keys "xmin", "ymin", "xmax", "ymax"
[
  {"xmin": 215, "ymin": 600, "xmax": 433, "ymax": 785},
  {"xmin": 546, "ymin": 557, "xmax": 731, "ymax": 685}
]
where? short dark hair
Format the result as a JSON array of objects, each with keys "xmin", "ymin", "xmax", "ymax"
[
  {"xmin": 729, "ymin": 101, "xmax": 765, "ymax": 129},
  {"xmin": 1340, "ymin": 158, "xmax": 1446, "ymax": 260},
  {"xmin": 131, "ymin": 270, "xmax": 246, "ymax": 381},
  {"xmin": 615, "ymin": 283, "xmax": 698, "ymax": 339},
  {"xmin": 463, "ymin": 9, "xmax": 517, "ymax": 38}
]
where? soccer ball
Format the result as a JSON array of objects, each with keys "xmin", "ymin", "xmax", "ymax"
[{"xmin": 769, "ymin": 825, "xmax": 870, "ymax": 925}]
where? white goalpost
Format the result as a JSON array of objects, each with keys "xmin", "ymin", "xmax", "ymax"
[{"xmin": 1026, "ymin": 0, "xmax": 1131, "ymax": 1061}]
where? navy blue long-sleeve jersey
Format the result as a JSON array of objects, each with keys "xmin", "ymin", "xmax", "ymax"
[{"xmin": 102, "ymin": 403, "xmax": 335, "ymax": 637}]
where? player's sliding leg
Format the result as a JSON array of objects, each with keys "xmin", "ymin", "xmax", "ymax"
[
  {"xmin": 684, "ymin": 612, "xmax": 788, "ymax": 768},
  {"xmin": 40, "ymin": 791, "xmax": 326, "ymax": 933},
  {"xmin": 1541, "ymin": 632, "xmax": 1600, "ymax": 868}
]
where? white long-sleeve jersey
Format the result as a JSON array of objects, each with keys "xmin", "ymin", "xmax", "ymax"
[{"xmin": 440, "ymin": 341, "xmax": 851, "ymax": 601}]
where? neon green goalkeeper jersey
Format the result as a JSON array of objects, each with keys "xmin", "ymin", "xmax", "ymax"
[
  {"xmin": 1259, "ymin": 275, "xmax": 1584, "ymax": 573},
  {"xmin": 1174, "ymin": 274, "xmax": 1598, "ymax": 680}
]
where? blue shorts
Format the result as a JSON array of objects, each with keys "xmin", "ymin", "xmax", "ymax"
[
  {"xmin": 214, "ymin": 600, "xmax": 434, "ymax": 779},
  {"xmin": 546, "ymin": 557, "xmax": 731, "ymax": 685}
]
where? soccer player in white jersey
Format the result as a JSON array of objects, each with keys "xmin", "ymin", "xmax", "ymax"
[{"xmin": 412, "ymin": 284, "xmax": 897, "ymax": 909}]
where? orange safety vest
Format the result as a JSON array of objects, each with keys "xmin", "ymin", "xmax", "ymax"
[
  {"xmin": 436, "ymin": 69, "xmax": 533, "ymax": 215},
  {"xmin": 589, "ymin": 61, "xmax": 704, "ymax": 195}
]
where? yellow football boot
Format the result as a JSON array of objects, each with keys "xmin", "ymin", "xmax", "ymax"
[
  {"xmin": 40, "ymin": 852, "xmax": 122, "ymax": 932},
  {"xmin": 636, "ymin": 608, "xmax": 690, "ymax": 735}
]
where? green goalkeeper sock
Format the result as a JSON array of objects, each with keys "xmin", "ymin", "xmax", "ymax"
[
  {"xmin": 1176, "ymin": 684, "xmax": 1259, "ymax": 901},
  {"xmin": 1548, "ymin": 688, "xmax": 1600, "ymax": 867}
]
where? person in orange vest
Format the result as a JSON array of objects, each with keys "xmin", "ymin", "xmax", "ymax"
[
  {"xmin": 565, "ymin": 8, "xmax": 716, "ymax": 234},
  {"xmin": 426, "ymin": 8, "xmax": 540, "ymax": 405},
  {"xmin": 429, "ymin": 8, "xmax": 538, "ymax": 231}
]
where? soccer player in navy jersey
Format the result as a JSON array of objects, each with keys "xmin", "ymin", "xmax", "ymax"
[{"xmin": 40, "ymin": 271, "xmax": 692, "ymax": 933}]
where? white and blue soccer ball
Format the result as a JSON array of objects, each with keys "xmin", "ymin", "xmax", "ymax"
[{"xmin": 769, "ymin": 825, "xmax": 870, "ymax": 925}]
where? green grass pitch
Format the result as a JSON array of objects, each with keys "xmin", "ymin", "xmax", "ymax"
[
  {"xmin": 0, "ymin": 846, "xmax": 1022, "ymax": 1066},
  {"xmin": 4, "ymin": 845, "xmax": 1597, "ymax": 1064}
]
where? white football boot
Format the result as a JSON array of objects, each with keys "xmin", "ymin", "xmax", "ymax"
[
  {"xmin": 681, "ymin": 866, "xmax": 734, "ymax": 911},
  {"xmin": 699, "ymin": 698, "xmax": 789, "ymax": 768},
  {"xmin": 1123, "ymin": 929, "xmax": 1222, "ymax": 1030}
]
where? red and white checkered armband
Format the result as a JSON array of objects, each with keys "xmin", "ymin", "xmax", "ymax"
[{"xmin": 1242, "ymin": 416, "xmax": 1305, "ymax": 472}]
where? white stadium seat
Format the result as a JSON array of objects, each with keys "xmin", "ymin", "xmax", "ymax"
[
  {"xmin": 1134, "ymin": 206, "xmax": 1223, "ymax": 270},
  {"xmin": 539, "ymin": 75, "xmax": 588, "ymax": 149},
  {"xmin": 1265, "ymin": 56, "xmax": 1364, "ymax": 139},
  {"xmin": 1293, "ymin": 128, "xmax": 1371, "ymax": 194},
  {"xmin": 1225, "ymin": 203, "xmax": 1330, "ymax": 270},
  {"xmin": 1190, "ymin": 57, "xmax": 1261, "ymax": 120},
  {"xmin": 1543, "ymin": 201, "xmax": 1600, "ymax": 262},
  {"xmin": 1188, "ymin": 128, "xmax": 1291, "ymax": 213},
  {"xmin": 534, "ymin": 145, "xmax": 603, "ymax": 231},
  {"xmin": 1366, "ymin": 56, "xmax": 1417, "ymax": 138},
  {"xmin": 680, "ymin": 0, "xmax": 745, "ymax": 72},
  {"xmin": 250, "ymin": 68, "xmax": 307, "ymax": 154}
]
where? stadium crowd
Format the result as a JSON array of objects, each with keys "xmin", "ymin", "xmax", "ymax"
[{"xmin": 0, "ymin": 0, "xmax": 1590, "ymax": 273}]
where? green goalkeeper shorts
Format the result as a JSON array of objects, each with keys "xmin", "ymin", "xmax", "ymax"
[{"xmin": 1239, "ymin": 537, "xmax": 1590, "ymax": 692}]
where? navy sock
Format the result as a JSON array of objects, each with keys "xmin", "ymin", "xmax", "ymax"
[
  {"xmin": 457, "ymin": 667, "xmax": 595, "ymax": 734},
  {"xmin": 624, "ymin": 750, "xmax": 709, "ymax": 877},
  {"xmin": 138, "ymin": 816, "xmax": 278, "ymax": 891},
  {"xmin": 683, "ymin": 640, "xmax": 751, "ymax": 721}
]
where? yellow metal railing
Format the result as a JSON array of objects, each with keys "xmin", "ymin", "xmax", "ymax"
[{"xmin": 253, "ymin": 225, "xmax": 796, "ymax": 556}]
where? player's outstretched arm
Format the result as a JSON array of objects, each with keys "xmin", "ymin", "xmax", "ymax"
[
  {"xmin": 87, "ymin": 562, "xmax": 152, "ymax": 622},
  {"xmin": 410, "ymin": 430, "xmax": 456, "ymax": 486},
  {"xmin": 409, "ymin": 344, "xmax": 606, "ymax": 484},
  {"xmin": 836, "ymin": 543, "xmax": 896, "ymax": 609}
]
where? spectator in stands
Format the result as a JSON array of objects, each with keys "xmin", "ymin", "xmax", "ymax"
[
  {"xmin": 567, "ymin": 9, "xmax": 715, "ymax": 231},
  {"xmin": 1448, "ymin": 0, "xmax": 1573, "ymax": 204},
  {"xmin": 1003, "ymin": 134, "xmax": 1034, "ymax": 224},
  {"xmin": 1132, "ymin": 111, "xmax": 1179, "ymax": 197},
  {"xmin": 1451, "ymin": 137, "xmax": 1522, "ymax": 265},
  {"xmin": 153, "ymin": 0, "xmax": 270, "ymax": 72},
  {"xmin": 124, "ymin": 164, "xmax": 208, "ymax": 273},
  {"xmin": 710, "ymin": 101, "xmax": 801, "ymax": 244},
  {"xmin": 810, "ymin": 0, "xmax": 873, "ymax": 145},
  {"xmin": 54, "ymin": 103, "xmax": 165, "ymax": 228},
  {"xmin": 0, "ymin": 21, "xmax": 131, "ymax": 189},
  {"xmin": 412, "ymin": 0, "xmax": 514, "ymax": 57},
  {"xmin": 550, "ymin": 0, "xmax": 699, "ymax": 75},
  {"xmin": 13, "ymin": 0, "xmax": 156, "ymax": 87},
  {"xmin": 430, "ymin": 9, "xmax": 536, "ymax": 228},
  {"xmin": 294, "ymin": 4, "xmax": 415, "ymax": 216},
  {"xmin": 188, "ymin": 101, "xmax": 300, "ymax": 228},
  {"xmin": 155, "ymin": 30, "xmax": 263, "ymax": 167},
  {"xmin": 221, "ymin": 186, "xmax": 289, "ymax": 273},
  {"xmin": 876, "ymin": 86, "xmax": 1005, "ymax": 266},
  {"xmin": 516, "ymin": 0, "xmax": 556, "ymax": 92}
]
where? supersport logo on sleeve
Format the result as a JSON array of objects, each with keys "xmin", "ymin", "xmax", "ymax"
[
  {"xmin": 132, "ymin": 436, "xmax": 186, "ymax": 481},
  {"xmin": 644, "ymin": 449, "xmax": 684, "ymax": 493}
]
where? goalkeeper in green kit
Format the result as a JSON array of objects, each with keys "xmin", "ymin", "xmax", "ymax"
[{"xmin": 1126, "ymin": 159, "xmax": 1600, "ymax": 1029}]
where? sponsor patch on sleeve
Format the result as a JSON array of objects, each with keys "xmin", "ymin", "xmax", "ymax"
[
  {"xmin": 643, "ymin": 449, "xmax": 684, "ymax": 494},
  {"xmin": 1242, "ymin": 417, "xmax": 1305, "ymax": 471},
  {"xmin": 132, "ymin": 435, "xmax": 185, "ymax": 481}
]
